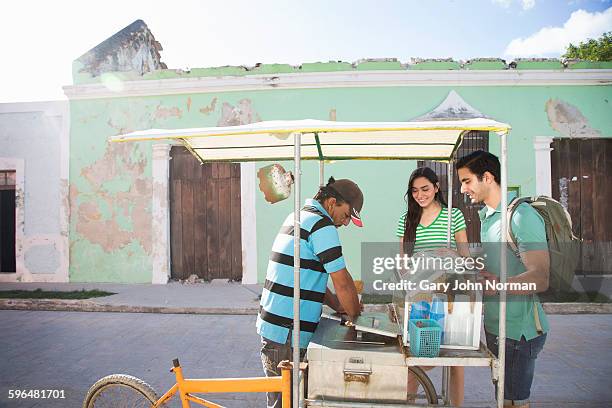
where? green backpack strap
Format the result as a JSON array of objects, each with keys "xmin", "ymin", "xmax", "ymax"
[{"xmin": 505, "ymin": 196, "xmax": 532, "ymax": 255}]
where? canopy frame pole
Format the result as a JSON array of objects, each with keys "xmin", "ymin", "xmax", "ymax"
[
  {"xmin": 293, "ymin": 132, "xmax": 302, "ymax": 408},
  {"xmin": 497, "ymin": 131, "xmax": 509, "ymax": 408},
  {"xmin": 319, "ymin": 161, "xmax": 325, "ymax": 187},
  {"xmin": 446, "ymin": 161, "xmax": 454, "ymax": 248},
  {"xmin": 315, "ymin": 132, "xmax": 325, "ymax": 188},
  {"xmin": 440, "ymin": 160, "xmax": 454, "ymax": 405}
]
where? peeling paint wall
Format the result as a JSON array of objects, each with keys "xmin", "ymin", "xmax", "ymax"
[
  {"xmin": 68, "ymin": 77, "xmax": 611, "ymax": 283},
  {"xmin": 0, "ymin": 102, "xmax": 69, "ymax": 282},
  {"xmin": 546, "ymin": 99, "xmax": 603, "ymax": 138},
  {"xmin": 70, "ymin": 99, "xmax": 153, "ymax": 282}
]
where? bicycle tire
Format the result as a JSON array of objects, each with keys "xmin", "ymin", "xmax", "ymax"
[
  {"xmin": 408, "ymin": 366, "xmax": 438, "ymax": 405},
  {"xmin": 83, "ymin": 374, "xmax": 159, "ymax": 408}
]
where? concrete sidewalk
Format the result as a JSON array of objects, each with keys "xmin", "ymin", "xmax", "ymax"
[
  {"xmin": 0, "ymin": 281, "xmax": 262, "ymax": 314},
  {"xmin": 1, "ymin": 281, "xmax": 611, "ymax": 315}
]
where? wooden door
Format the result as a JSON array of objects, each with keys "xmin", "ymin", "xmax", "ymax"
[
  {"xmin": 551, "ymin": 138, "xmax": 612, "ymax": 275},
  {"xmin": 169, "ymin": 147, "xmax": 242, "ymax": 281},
  {"xmin": 418, "ymin": 131, "xmax": 489, "ymax": 244}
]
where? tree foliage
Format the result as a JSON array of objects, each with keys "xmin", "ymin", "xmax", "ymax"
[{"xmin": 563, "ymin": 32, "xmax": 612, "ymax": 61}]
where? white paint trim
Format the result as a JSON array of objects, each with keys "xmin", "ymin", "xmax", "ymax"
[
  {"xmin": 534, "ymin": 136, "xmax": 554, "ymax": 196},
  {"xmin": 44, "ymin": 103, "xmax": 70, "ymax": 282},
  {"xmin": 63, "ymin": 70, "xmax": 612, "ymax": 100},
  {"xmin": 151, "ymin": 144, "xmax": 172, "ymax": 284},
  {"xmin": 0, "ymin": 158, "xmax": 25, "ymax": 281},
  {"xmin": 240, "ymin": 162, "xmax": 258, "ymax": 284},
  {"xmin": 0, "ymin": 101, "xmax": 68, "ymax": 115}
]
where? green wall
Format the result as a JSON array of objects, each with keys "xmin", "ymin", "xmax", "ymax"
[{"xmin": 68, "ymin": 84, "xmax": 612, "ymax": 283}]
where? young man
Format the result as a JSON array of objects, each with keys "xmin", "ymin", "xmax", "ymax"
[
  {"xmin": 456, "ymin": 151, "xmax": 550, "ymax": 408},
  {"xmin": 257, "ymin": 177, "xmax": 363, "ymax": 408}
]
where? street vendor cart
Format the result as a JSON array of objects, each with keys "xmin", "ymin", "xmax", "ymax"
[{"xmin": 96, "ymin": 118, "xmax": 513, "ymax": 408}]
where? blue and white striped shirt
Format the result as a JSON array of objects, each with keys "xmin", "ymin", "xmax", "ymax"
[{"xmin": 256, "ymin": 198, "xmax": 346, "ymax": 348}]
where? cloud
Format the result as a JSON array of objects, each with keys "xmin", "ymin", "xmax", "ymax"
[
  {"xmin": 492, "ymin": 0, "xmax": 535, "ymax": 10},
  {"xmin": 504, "ymin": 7, "xmax": 612, "ymax": 57},
  {"xmin": 521, "ymin": 0, "xmax": 535, "ymax": 10},
  {"xmin": 492, "ymin": 0, "xmax": 513, "ymax": 7}
]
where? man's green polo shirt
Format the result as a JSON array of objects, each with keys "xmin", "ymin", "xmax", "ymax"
[{"xmin": 479, "ymin": 202, "xmax": 549, "ymax": 340}]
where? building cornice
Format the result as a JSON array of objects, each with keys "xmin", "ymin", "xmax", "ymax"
[
  {"xmin": 0, "ymin": 100, "xmax": 68, "ymax": 116},
  {"xmin": 63, "ymin": 69, "xmax": 612, "ymax": 100}
]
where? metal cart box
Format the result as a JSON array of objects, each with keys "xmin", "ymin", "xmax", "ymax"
[{"xmin": 307, "ymin": 315, "xmax": 409, "ymax": 403}]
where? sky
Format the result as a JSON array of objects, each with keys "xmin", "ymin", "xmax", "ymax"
[{"xmin": 1, "ymin": 0, "xmax": 611, "ymax": 103}]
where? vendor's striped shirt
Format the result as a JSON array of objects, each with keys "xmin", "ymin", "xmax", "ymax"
[
  {"xmin": 395, "ymin": 207, "xmax": 467, "ymax": 251},
  {"xmin": 257, "ymin": 198, "xmax": 346, "ymax": 349}
]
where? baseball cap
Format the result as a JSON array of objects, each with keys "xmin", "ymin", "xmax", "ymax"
[{"xmin": 327, "ymin": 177, "xmax": 364, "ymax": 227}]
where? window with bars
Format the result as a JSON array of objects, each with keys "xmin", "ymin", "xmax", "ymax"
[
  {"xmin": 416, "ymin": 131, "xmax": 489, "ymax": 244},
  {"xmin": 0, "ymin": 170, "xmax": 16, "ymax": 190}
]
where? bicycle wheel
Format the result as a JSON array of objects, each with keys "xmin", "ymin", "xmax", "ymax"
[
  {"xmin": 83, "ymin": 374, "xmax": 159, "ymax": 408},
  {"xmin": 408, "ymin": 366, "xmax": 438, "ymax": 405}
]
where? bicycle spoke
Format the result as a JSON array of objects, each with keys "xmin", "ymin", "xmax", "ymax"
[{"xmin": 91, "ymin": 384, "xmax": 153, "ymax": 407}]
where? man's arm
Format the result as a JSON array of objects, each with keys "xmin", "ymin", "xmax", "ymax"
[
  {"xmin": 511, "ymin": 249, "xmax": 550, "ymax": 293},
  {"xmin": 329, "ymin": 268, "xmax": 361, "ymax": 320},
  {"xmin": 324, "ymin": 287, "xmax": 343, "ymax": 312},
  {"xmin": 480, "ymin": 204, "xmax": 550, "ymax": 295},
  {"xmin": 509, "ymin": 204, "xmax": 550, "ymax": 293},
  {"xmin": 480, "ymin": 250, "xmax": 549, "ymax": 295}
]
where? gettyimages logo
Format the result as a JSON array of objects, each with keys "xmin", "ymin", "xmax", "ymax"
[
  {"xmin": 359, "ymin": 242, "xmax": 596, "ymax": 299},
  {"xmin": 371, "ymin": 253, "xmax": 486, "ymax": 275}
]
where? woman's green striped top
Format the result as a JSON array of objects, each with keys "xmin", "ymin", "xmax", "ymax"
[{"xmin": 396, "ymin": 207, "xmax": 467, "ymax": 251}]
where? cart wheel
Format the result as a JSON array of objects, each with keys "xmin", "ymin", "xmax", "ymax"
[
  {"xmin": 83, "ymin": 374, "xmax": 159, "ymax": 408},
  {"xmin": 408, "ymin": 366, "xmax": 438, "ymax": 405}
]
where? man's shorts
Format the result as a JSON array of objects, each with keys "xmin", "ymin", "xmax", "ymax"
[{"xmin": 485, "ymin": 331, "xmax": 547, "ymax": 405}]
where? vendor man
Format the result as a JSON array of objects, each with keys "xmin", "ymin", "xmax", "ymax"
[
  {"xmin": 457, "ymin": 151, "xmax": 549, "ymax": 408},
  {"xmin": 257, "ymin": 177, "xmax": 363, "ymax": 408}
]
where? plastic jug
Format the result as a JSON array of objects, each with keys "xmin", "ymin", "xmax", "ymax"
[{"xmin": 430, "ymin": 294, "xmax": 447, "ymax": 343}]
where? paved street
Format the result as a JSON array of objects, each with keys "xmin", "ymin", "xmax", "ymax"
[{"xmin": 0, "ymin": 311, "xmax": 611, "ymax": 407}]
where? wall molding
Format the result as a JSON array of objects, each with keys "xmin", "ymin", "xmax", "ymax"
[
  {"xmin": 240, "ymin": 163, "xmax": 258, "ymax": 284},
  {"xmin": 64, "ymin": 70, "xmax": 612, "ymax": 100},
  {"xmin": 151, "ymin": 144, "xmax": 172, "ymax": 284},
  {"xmin": 534, "ymin": 136, "xmax": 554, "ymax": 197}
]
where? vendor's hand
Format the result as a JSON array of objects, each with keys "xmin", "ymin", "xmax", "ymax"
[{"xmin": 478, "ymin": 270, "xmax": 498, "ymax": 296}]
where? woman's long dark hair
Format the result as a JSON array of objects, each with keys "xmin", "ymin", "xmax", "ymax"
[{"xmin": 402, "ymin": 167, "xmax": 447, "ymax": 255}]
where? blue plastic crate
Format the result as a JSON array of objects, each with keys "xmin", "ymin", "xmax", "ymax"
[{"xmin": 409, "ymin": 319, "xmax": 442, "ymax": 357}]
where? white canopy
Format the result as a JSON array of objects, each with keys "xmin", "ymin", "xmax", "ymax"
[{"xmin": 110, "ymin": 118, "xmax": 511, "ymax": 162}]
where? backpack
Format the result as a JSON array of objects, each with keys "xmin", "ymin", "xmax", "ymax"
[{"xmin": 506, "ymin": 196, "xmax": 581, "ymax": 293}]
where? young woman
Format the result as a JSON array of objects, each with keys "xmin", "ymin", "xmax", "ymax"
[{"xmin": 397, "ymin": 167, "xmax": 470, "ymax": 407}]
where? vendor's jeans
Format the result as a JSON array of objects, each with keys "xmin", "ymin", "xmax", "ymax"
[
  {"xmin": 485, "ymin": 331, "xmax": 547, "ymax": 406},
  {"xmin": 260, "ymin": 335, "xmax": 306, "ymax": 408}
]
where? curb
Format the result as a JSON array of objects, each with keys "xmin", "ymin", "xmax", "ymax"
[
  {"xmin": 1, "ymin": 299, "xmax": 611, "ymax": 315},
  {"xmin": 542, "ymin": 302, "xmax": 612, "ymax": 314},
  {"xmin": 0, "ymin": 299, "xmax": 258, "ymax": 315}
]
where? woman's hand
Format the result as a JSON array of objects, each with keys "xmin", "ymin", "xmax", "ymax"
[{"xmin": 433, "ymin": 247, "xmax": 459, "ymax": 258}]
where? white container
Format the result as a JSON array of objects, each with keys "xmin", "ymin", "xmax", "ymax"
[
  {"xmin": 392, "ymin": 269, "xmax": 483, "ymax": 350},
  {"xmin": 444, "ymin": 294, "xmax": 475, "ymax": 347}
]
